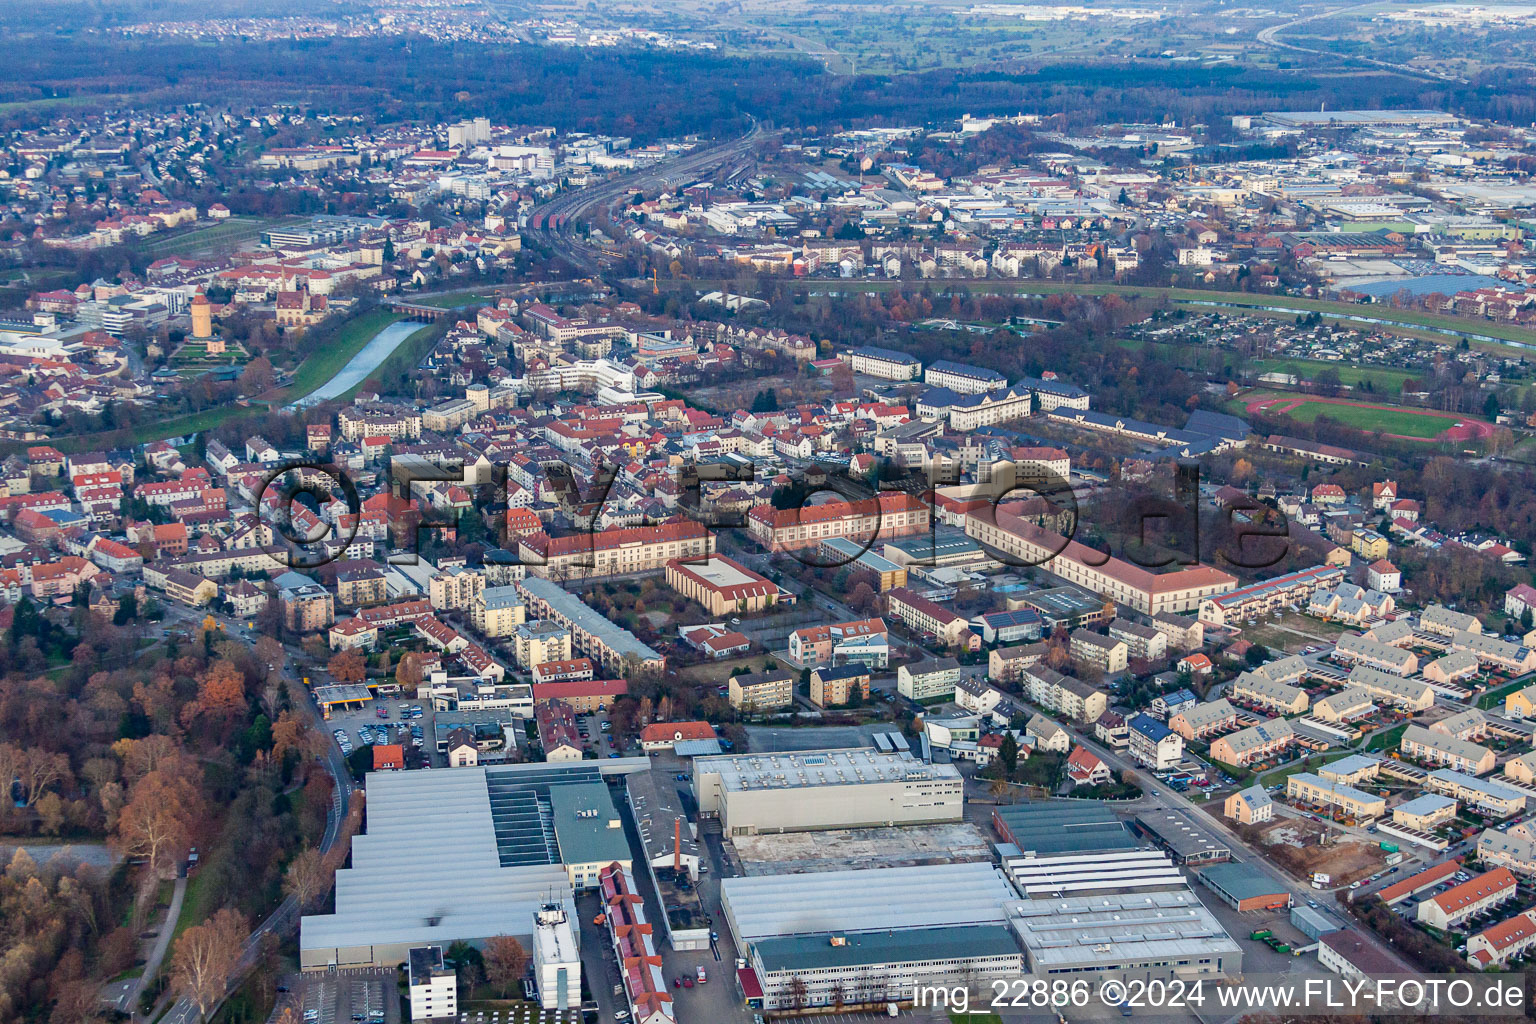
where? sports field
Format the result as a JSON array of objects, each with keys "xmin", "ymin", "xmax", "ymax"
[{"xmin": 1243, "ymin": 392, "xmax": 1493, "ymax": 442}]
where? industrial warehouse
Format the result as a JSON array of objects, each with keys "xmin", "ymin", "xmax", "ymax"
[
  {"xmin": 720, "ymin": 863, "xmax": 1022, "ymax": 1011},
  {"xmin": 691, "ymin": 741, "xmax": 963, "ymax": 836},
  {"xmin": 300, "ymin": 759, "xmax": 649, "ymax": 968}
]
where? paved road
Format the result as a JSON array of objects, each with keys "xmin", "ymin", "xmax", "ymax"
[
  {"xmin": 1065, "ymin": 724, "xmax": 1414, "ymax": 973},
  {"xmin": 1254, "ymin": 2, "xmax": 1465, "ymax": 82},
  {"xmin": 288, "ymin": 319, "xmax": 426, "ymax": 410},
  {"xmin": 113, "ymin": 874, "xmax": 188, "ymax": 1013}
]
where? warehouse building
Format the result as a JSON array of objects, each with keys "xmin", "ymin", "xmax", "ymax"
[
  {"xmin": 1002, "ymin": 849, "xmax": 1187, "ymax": 898},
  {"xmin": 692, "ymin": 745, "xmax": 962, "ymax": 836},
  {"xmin": 1196, "ymin": 862, "xmax": 1292, "ymax": 911},
  {"xmin": 1007, "ymin": 890, "xmax": 1243, "ymax": 982},
  {"xmin": 300, "ymin": 759, "xmax": 648, "ymax": 968},
  {"xmin": 992, "ymin": 803, "xmax": 1141, "ymax": 857},
  {"xmin": 1133, "ymin": 811, "xmax": 1231, "ymax": 865},
  {"xmin": 720, "ymin": 863, "xmax": 1021, "ymax": 1011}
]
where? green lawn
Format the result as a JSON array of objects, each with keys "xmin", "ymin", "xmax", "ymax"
[
  {"xmin": 413, "ymin": 290, "xmax": 496, "ymax": 309},
  {"xmin": 1364, "ymin": 722, "xmax": 1409, "ymax": 752},
  {"xmin": 132, "ymin": 216, "xmax": 306, "ymax": 259},
  {"xmin": 950, "ymin": 1014, "xmax": 1003, "ymax": 1024},
  {"xmin": 1259, "ymin": 749, "xmax": 1358, "ymax": 788},
  {"xmin": 172, "ymin": 869, "xmax": 214, "ymax": 941},
  {"xmin": 340, "ymin": 323, "xmax": 438, "ymax": 400},
  {"xmin": 1478, "ymin": 677, "xmax": 1532, "ymax": 710},
  {"xmin": 1248, "ymin": 357, "xmax": 1418, "ymax": 392},
  {"xmin": 12, "ymin": 308, "xmax": 408, "ymax": 456},
  {"xmin": 1243, "ymin": 392, "xmax": 1474, "ymax": 439},
  {"xmin": 275, "ymin": 308, "xmax": 404, "ymax": 400}
]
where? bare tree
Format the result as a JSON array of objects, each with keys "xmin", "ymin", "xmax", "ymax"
[
  {"xmin": 787, "ymin": 975, "xmax": 808, "ymax": 1010},
  {"xmin": 172, "ymin": 908, "xmax": 248, "ymax": 1023},
  {"xmin": 482, "ymin": 935, "xmax": 530, "ymax": 998},
  {"xmin": 281, "ymin": 847, "xmax": 329, "ymax": 911}
]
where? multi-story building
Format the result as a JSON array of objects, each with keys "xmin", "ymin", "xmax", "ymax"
[
  {"xmin": 1127, "ymin": 714, "xmax": 1184, "ymax": 771},
  {"xmin": 407, "ymin": 947, "xmax": 457, "ymax": 1022},
  {"xmin": 811, "ymin": 664, "xmax": 871, "ymax": 707},
  {"xmin": 1224, "ymin": 786, "xmax": 1273, "ymax": 825},
  {"xmin": 1210, "ymin": 719, "xmax": 1294, "ymax": 767},
  {"xmin": 1109, "ymin": 618, "xmax": 1168, "ymax": 661},
  {"xmin": 1286, "ymin": 772, "xmax": 1386, "ymax": 820},
  {"xmin": 965, "ymin": 506, "xmax": 1236, "ymax": 615},
  {"xmin": 530, "ymin": 905, "xmax": 582, "ymax": 1011},
  {"xmin": 1401, "ymin": 724, "xmax": 1495, "ymax": 775},
  {"xmin": 897, "ymin": 658, "xmax": 961, "ymax": 702},
  {"xmin": 844, "ymin": 345, "xmax": 921, "ymax": 380},
  {"xmin": 923, "ymin": 359, "xmax": 1009, "ymax": 394},
  {"xmin": 517, "ymin": 577, "xmax": 666, "ymax": 675},
  {"xmin": 531, "ymin": 678, "xmax": 626, "ymax": 713},
  {"xmin": 728, "ymin": 670, "xmax": 796, "ymax": 712},
  {"xmin": 278, "ymin": 573, "xmax": 334, "ymax": 633},
  {"xmin": 430, "ymin": 565, "xmax": 485, "ymax": 611},
  {"xmin": 1169, "ymin": 699, "xmax": 1238, "ymax": 741},
  {"xmin": 1230, "ymin": 673, "xmax": 1308, "ymax": 715},
  {"xmin": 1195, "ymin": 564, "xmax": 1345, "ymax": 627},
  {"xmin": 514, "ymin": 620, "xmax": 574, "ymax": 671},
  {"xmin": 471, "ymin": 585, "xmax": 527, "ymax": 637},
  {"xmin": 1022, "ymin": 666, "xmax": 1107, "ymax": 724},
  {"xmin": 1392, "ymin": 794, "xmax": 1457, "ymax": 831},
  {"xmin": 1069, "ymin": 629, "xmax": 1129, "ymax": 673},
  {"xmin": 787, "ymin": 618, "xmax": 888, "ymax": 666},
  {"xmin": 1467, "ymin": 910, "xmax": 1536, "ymax": 970},
  {"xmin": 665, "ymin": 555, "xmax": 779, "ymax": 615},
  {"xmin": 1333, "ymin": 633, "xmax": 1418, "ymax": 675},
  {"xmin": 520, "ymin": 521, "xmax": 715, "ymax": 581},
  {"xmin": 1312, "ymin": 688, "xmax": 1376, "ymax": 724},
  {"xmin": 747, "ymin": 493, "xmax": 930, "ymax": 551},
  {"xmin": 1345, "ymin": 665, "xmax": 1435, "ymax": 711},
  {"xmin": 885, "ymin": 587, "xmax": 972, "ymax": 648},
  {"xmin": 1425, "ymin": 770, "xmax": 1527, "ymax": 818}
]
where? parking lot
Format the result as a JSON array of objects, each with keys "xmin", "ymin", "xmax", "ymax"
[
  {"xmin": 324, "ymin": 696, "xmax": 437, "ymax": 765},
  {"xmin": 294, "ymin": 968, "xmax": 398, "ymax": 1024}
]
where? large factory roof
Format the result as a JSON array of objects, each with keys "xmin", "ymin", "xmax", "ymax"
[
  {"xmin": 1008, "ymin": 890, "xmax": 1242, "ymax": 969},
  {"xmin": 694, "ymin": 746, "xmax": 958, "ymax": 792},
  {"xmin": 755, "ymin": 924, "xmax": 1020, "ymax": 972},
  {"xmin": 302, "ymin": 767, "xmax": 574, "ymax": 959},
  {"xmin": 721, "ymin": 862, "xmax": 1015, "ymax": 943}
]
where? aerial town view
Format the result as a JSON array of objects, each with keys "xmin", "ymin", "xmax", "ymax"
[{"xmin": 9, "ymin": 1, "xmax": 1536, "ymax": 1023}]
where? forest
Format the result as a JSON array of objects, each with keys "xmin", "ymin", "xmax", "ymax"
[
  {"xmin": 0, "ymin": 601, "xmax": 346, "ymax": 1024},
  {"xmin": 3, "ymin": 35, "xmax": 1536, "ymax": 138}
]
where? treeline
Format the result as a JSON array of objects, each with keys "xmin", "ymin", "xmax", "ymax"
[{"xmin": 2, "ymin": 36, "xmax": 1536, "ymax": 138}]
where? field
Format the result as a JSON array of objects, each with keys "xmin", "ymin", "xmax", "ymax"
[
  {"xmin": 412, "ymin": 290, "xmax": 497, "ymax": 309},
  {"xmin": 131, "ymin": 215, "xmax": 307, "ymax": 259},
  {"xmin": 1248, "ymin": 357, "xmax": 1419, "ymax": 392},
  {"xmin": 1364, "ymin": 722, "xmax": 1410, "ymax": 752},
  {"xmin": 1241, "ymin": 391, "xmax": 1493, "ymax": 442}
]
